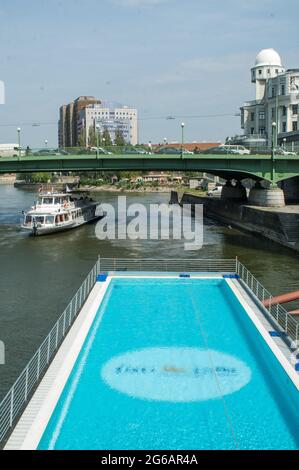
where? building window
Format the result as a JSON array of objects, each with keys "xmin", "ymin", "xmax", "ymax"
[
  {"xmin": 250, "ymin": 112, "xmax": 255, "ymax": 122},
  {"xmin": 292, "ymin": 104, "xmax": 298, "ymax": 115},
  {"xmin": 259, "ymin": 111, "xmax": 265, "ymax": 120},
  {"xmin": 275, "ymin": 69, "xmax": 279, "ymax": 74},
  {"xmin": 281, "ymin": 84, "xmax": 285, "ymax": 95},
  {"xmin": 259, "ymin": 128, "xmax": 266, "ymax": 135},
  {"xmin": 272, "ymin": 87, "xmax": 275, "ymax": 98},
  {"xmin": 258, "ymin": 69, "xmax": 262, "ymax": 75},
  {"xmin": 251, "ymin": 128, "xmax": 255, "ymax": 135},
  {"xmin": 283, "ymin": 122, "xmax": 287, "ymax": 133},
  {"xmin": 293, "ymin": 122, "xmax": 298, "ymax": 132},
  {"xmin": 271, "ymin": 108, "xmax": 275, "ymax": 119},
  {"xmin": 282, "ymin": 106, "xmax": 287, "ymax": 117}
]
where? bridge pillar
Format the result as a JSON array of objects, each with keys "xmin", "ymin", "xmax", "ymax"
[
  {"xmin": 248, "ymin": 182, "xmax": 285, "ymax": 207},
  {"xmin": 221, "ymin": 180, "xmax": 247, "ymax": 201}
]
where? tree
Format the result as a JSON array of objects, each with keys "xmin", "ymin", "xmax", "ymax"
[
  {"xmin": 78, "ymin": 128, "xmax": 87, "ymax": 147},
  {"xmin": 114, "ymin": 128, "xmax": 125, "ymax": 146},
  {"xmin": 88, "ymin": 126, "xmax": 97, "ymax": 147},
  {"xmin": 102, "ymin": 127, "xmax": 112, "ymax": 146}
]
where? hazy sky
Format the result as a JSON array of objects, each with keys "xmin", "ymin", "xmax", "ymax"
[{"xmin": 0, "ymin": 0, "xmax": 298, "ymax": 147}]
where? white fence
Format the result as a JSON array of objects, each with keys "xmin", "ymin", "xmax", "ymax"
[
  {"xmin": 98, "ymin": 257, "xmax": 237, "ymax": 273},
  {"xmin": 236, "ymin": 260, "xmax": 299, "ymax": 345}
]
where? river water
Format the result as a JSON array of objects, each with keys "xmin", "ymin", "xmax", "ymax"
[{"xmin": 0, "ymin": 184, "xmax": 299, "ymax": 399}]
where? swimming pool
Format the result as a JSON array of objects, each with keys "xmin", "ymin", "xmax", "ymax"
[{"xmin": 34, "ymin": 276, "xmax": 299, "ymax": 450}]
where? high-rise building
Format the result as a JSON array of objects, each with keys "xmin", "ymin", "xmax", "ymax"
[
  {"xmin": 240, "ymin": 49, "xmax": 299, "ymax": 147},
  {"xmin": 58, "ymin": 96, "xmax": 100, "ymax": 147},
  {"xmin": 78, "ymin": 101, "xmax": 138, "ymax": 146}
]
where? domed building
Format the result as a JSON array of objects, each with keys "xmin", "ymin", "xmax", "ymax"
[{"xmin": 240, "ymin": 49, "xmax": 299, "ymax": 148}]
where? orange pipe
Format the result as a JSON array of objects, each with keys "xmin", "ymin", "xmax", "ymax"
[
  {"xmin": 263, "ymin": 290, "xmax": 299, "ymax": 308},
  {"xmin": 288, "ymin": 309, "xmax": 299, "ymax": 315}
]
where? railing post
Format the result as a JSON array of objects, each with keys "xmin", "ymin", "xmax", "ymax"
[
  {"xmin": 36, "ymin": 349, "xmax": 41, "ymax": 380},
  {"xmin": 24, "ymin": 367, "xmax": 29, "ymax": 401},
  {"xmin": 62, "ymin": 311, "xmax": 66, "ymax": 337},
  {"xmin": 55, "ymin": 322, "xmax": 59, "ymax": 349},
  {"xmin": 9, "ymin": 388, "xmax": 14, "ymax": 427},
  {"xmin": 47, "ymin": 334, "xmax": 51, "ymax": 363}
]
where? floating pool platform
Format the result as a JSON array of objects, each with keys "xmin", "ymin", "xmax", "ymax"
[{"xmin": 2, "ymin": 258, "xmax": 299, "ymax": 450}]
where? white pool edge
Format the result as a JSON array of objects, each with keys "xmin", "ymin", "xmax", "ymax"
[{"xmin": 4, "ymin": 274, "xmax": 299, "ymax": 450}]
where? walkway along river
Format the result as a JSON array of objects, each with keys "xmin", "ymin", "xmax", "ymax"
[{"xmin": 0, "ymin": 184, "xmax": 299, "ymax": 399}]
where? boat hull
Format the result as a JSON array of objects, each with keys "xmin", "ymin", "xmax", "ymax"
[{"xmin": 21, "ymin": 214, "xmax": 103, "ymax": 236}]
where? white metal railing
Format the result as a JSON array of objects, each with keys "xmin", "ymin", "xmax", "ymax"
[
  {"xmin": 236, "ymin": 260, "xmax": 299, "ymax": 346},
  {"xmin": 98, "ymin": 257, "xmax": 237, "ymax": 273},
  {"xmin": 0, "ymin": 262, "xmax": 98, "ymax": 444}
]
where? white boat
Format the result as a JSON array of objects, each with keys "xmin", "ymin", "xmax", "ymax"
[{"xmin": 21, "ymin": 190, "xmax": 103, "ymax": 236}]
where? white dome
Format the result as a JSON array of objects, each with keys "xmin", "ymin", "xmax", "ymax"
[{"xmin": 255, "ymin": 48, "xmax": 282, "ymax": 67}]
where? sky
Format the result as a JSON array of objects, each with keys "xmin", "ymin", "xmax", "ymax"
[{"xmin": 0, "ymin": 0, "xmax": 298, "ymax": 147}]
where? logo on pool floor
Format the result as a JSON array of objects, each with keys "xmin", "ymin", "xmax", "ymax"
[{"xmin": 101, "ymin": 347, "xmax": 251, "ymax": 402}]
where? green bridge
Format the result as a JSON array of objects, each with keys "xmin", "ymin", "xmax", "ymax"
[{"xmin": 1, "ymin": 153, "xmax": 299, "ymax": 184}]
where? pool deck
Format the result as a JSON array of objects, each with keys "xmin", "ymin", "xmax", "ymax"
[{"xmin": 4, "ymin": 273, "xmax": 299, "ymax": 450}]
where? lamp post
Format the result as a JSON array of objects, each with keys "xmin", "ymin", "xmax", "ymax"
[
  {"xmin": 95, "ymin": 124, "xmax": 100, "ymax": 159},
  {"xmin": 163, "ymin": 137, "xmax": 167, "ymax": 146},
  {"xmin": 102, "ymin": 137, "xmax": 106, "ymax": 149},
  {"xmin": 181, "ymin": 123, "xmax": 185, "ymax": 157},
  {"xmin": 17, "ymin": 127, "xmax": 21, "ymax": 159},
  {"xmin": 45, "ymin": 139, "xmax": 48, "ymax": 149},
  {"xmin": 283, "ymin": 137, "xmax": 287, "ymax": 150},
  {"xmin": 271, "ymin": 122, "xmax": 277, "ymax": 185}
]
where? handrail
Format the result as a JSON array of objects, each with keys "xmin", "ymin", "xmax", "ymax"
[
  {"xmin": 97, "ymin": 257, "xmax": 237, "ymax": 273},
  {"xmin": 236, "ymin": 260, "xmax": 299, "ymax": 346}
]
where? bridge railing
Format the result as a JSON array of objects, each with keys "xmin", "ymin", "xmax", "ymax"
[
  {"xmin": 236, "ymin": 260, "xmax": 299, "ymax": 346},
  {"xmin": 0, "ymin": 262, "xmax": 98, "ymax": 445}
]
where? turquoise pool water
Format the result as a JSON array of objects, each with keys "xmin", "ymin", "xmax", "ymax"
[{"xmin": 38, "ymin": 278, "xmax": 299, "ymax": 450}]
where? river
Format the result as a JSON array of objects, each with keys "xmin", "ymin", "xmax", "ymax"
[{"xmin": 0, "ymin": 184, "xmax": 299, "ymax": 399}]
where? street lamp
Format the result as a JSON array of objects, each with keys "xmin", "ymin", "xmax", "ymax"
[
  {"xmin": 95, "ymin": 124, "xmax": 100, "ymax": 159},
  {"xmin": 102, "ymin": 137, "xmax": 106, "ymax": 148},
  {"xmin": 283, "ymin": 137, "xmax": 287, "ymax": 150},
  {"xmin": 163, "ymin": 137, "xmax": 167, "ymax": 146},
  {"xmin": 271, "ymin": 122, "xmax": 277, "ymax": 185},
  {"xmin": 45, "ymin": 139, "xmax": 48, "ymax": 149},
  {"xmin": 181, "ymin": 123, "xmax": 185, "ymax": 157},
  {"xmin": 17, "ymin": 127, "xmax": 21, "ymax": 159}
]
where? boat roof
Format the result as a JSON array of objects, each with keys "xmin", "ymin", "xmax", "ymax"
[{"xmin": 38, "ymin": 192, "xmax": 71, "ymax": 197}]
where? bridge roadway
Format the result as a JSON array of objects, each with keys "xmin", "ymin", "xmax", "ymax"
[{"xmin": 1, "ymin": 153, "xmax": 299, "ymax": 184}]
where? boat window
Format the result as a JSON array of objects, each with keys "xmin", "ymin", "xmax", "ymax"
[
  {"xmin": 54, "ymin": 197, "xmax": 60, "ymax": 204},
  {"xmin": 25, "ymin": 215, "xmax": 32, "ymax": 223},
  {"xmin": 34, "ymin": 216, "xmax": 45, "ymax": 223},
  {"xmin": 42, "ymin": 197, "xmax": 53, "ymax": 204},
  {"xmin": 45, "ymin": 216, "xmax": 55, "ymax": 225}
]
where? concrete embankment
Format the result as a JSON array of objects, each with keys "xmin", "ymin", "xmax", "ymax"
[
  {"xmin": 13, "ymin": 181, "xmax": 78, "ymax": 191},
  {"xmin": 178, "ymin": 192, "xmax": 299, "ymax": 252},
  {"xmin": 0, "ymin": 175, "xmax": 16, "ymax": 184}
]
